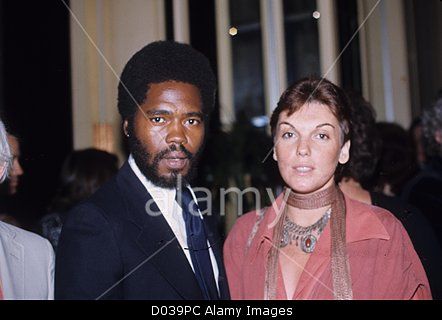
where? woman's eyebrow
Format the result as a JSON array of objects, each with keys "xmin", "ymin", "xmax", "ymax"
[
  {"xmin": 316, "ymin": 123, "xmax": 335, "ymax": 129},
  {"xmin": 279, "ymin": 121, "xmax": 296, "ymax": 129},
  {"xmin": 279, "ymin": 122, "xmax": 335, "ymax": 129}
]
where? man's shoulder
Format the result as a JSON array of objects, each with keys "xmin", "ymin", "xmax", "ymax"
[
  {"xmin": 88, "ymin": 167, "xmax": 136, "ymax": 206},
  {"xmin": 86, "ymin": 162, "xmax": 141, "ymax": 209},
  {"xmin": 412, "ymin": 174, "xmax": 442, "ymax": 193},
  {"xmin": 404, "ymin": 166, "xmax": 442, "ymax": 196},
  {"xmin": 0, "ymin": 220, "xmax": 52, "ymax": 253}
]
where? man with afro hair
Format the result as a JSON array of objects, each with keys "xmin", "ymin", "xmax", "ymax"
[{"xmin": 55, "ymin": 41, "xmax": 230, "ymax": 300}]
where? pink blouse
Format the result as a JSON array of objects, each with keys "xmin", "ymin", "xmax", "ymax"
[{"xmin": 224, "ymin": 193, "xmax": 432, "ymax": 300}]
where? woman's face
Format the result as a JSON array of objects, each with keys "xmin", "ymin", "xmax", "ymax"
[{"xmin": 273, "ymin": 102, "xmax": 350, "ymax": 194}]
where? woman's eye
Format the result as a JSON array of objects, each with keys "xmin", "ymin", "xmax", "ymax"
[
  {"xmin": 317, "ymin": 133, "xmax": 329, "ymax": 140},
  {"xmin": 282, "ymin": 132, "xmax": 294, "ymax": 139},
  {"xmin": 150, "ymin": 117, "xmax": 165, "ymax": 124}
]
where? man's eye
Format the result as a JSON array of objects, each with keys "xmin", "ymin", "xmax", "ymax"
[
  {"xmin": 186, "ymin": 119, "xmax": 201, "ymax": 125},
  {"xmin": 150, "ymin": 117, "xmax": 165, "ymax": 124}
]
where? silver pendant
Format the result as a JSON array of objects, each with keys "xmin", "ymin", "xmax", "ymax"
[{"xmin": 300, "ymin": 234, "xmax": 317, "ymax": 253}]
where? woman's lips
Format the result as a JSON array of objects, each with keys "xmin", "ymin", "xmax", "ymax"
[{"xmin": 293, "ymin": 166, "xmax": 314, "ymax": 175}]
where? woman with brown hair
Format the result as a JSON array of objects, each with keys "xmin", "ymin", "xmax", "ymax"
[
  {"xmin": 40, "ymin": 148, "xmax": 118, "ymax": 251},
  {"xmin": 223, "ymin": 77, "xmax": 431, "ymax": 300}
]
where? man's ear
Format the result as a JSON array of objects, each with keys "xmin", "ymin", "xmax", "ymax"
[
  {"xmin": 338, "ymin": 140, "xmax": 351, "ymax": 164},
  {"xmin": 123, "ymin": 119, "xmax": 129, "ymax": 137}
]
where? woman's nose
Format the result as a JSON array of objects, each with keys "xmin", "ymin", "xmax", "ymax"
[{"xmin": 296, "ymin": 139, "xmax": 310, "ymax": 156}]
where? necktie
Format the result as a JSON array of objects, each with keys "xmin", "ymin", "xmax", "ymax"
[{"xmin": 176, "ymin": 186, "xmax": 219, "ymax": 300}]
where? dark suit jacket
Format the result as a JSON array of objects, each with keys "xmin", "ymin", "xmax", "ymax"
[{"xmin": 55, "ymin": 161, "xmax": 230, "ymax": 300}]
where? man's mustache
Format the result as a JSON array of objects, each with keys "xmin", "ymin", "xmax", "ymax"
[{"xmin": 156, "ymin": 144, "xmax": 194, "ymax": 161}]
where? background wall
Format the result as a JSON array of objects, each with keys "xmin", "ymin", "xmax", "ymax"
[{"xmin": 70, "ymin": 0, "xmax": 165, "ymax": 161}]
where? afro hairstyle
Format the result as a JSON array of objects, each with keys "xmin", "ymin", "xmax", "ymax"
[{"xmin": 117, "ymin": 41, "xmax": 216, "ymax": 121}]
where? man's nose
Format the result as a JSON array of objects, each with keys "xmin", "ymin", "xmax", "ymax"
[{"xmin": 165, "ymin": 121, "xmax": 187, "ymax": 146}]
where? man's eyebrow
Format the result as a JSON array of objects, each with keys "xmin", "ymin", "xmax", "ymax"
[
  {"xmin": 186, "ymin": 111, "xmax": 204, "ymax": 118},
  {"xmin": 145, "ymin": 109, "xmax": 172, "ymax": 116}
]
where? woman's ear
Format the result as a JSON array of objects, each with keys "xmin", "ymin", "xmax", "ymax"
[
  {"xmin": 338, "ymin": 140, "xmax": 351, "ymax": 164},
  {"xmin": 273, "ymin": 148, "xmax": 278, "ymax": 161}
]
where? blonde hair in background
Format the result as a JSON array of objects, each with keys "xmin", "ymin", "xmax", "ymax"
[{"xmin": 0, "ymin": 119, "xmax": 12, "ymax": 182}]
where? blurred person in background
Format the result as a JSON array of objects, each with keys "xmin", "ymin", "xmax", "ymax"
[
  {"xmin": 40, "ymin": 148, "xmax": 119, "ymax": 252},
  {"xmin": 0, "ymin": 118, "xmax": 54, "ymax": 299},
  {"xmin": 402, "ymin": 99, "xmax": 442, "ymax": 247},
  {"xmin": 373, "ymin": 122, "xmax": 418, "ymax": 197},
  {"xmin": 0, "ymin": 134, "xmax": 25, "ymax": 227},
  {"xmin": 409, "ymin": 117, "xmax": 427, "ymax": 170},
  {"xmin": 338, "ymin": 92, "xmax": 442, "ymax": 299},
  {"xmin": 6, "ymin": 134, "xmax": 24, "ymax": 195}
]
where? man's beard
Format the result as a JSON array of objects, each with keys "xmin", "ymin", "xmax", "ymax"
[{"xmin": 128, "ymin": 133, "xmax": 201, "ymax": 189}]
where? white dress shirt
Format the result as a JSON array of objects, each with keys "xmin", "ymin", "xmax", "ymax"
[{"xmin": 128, "ymin": 155, "xmax": 219, "ymax": 291}]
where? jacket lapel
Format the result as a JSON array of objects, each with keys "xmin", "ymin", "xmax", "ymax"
[
  {"xmin": 117, "ymin": 162, "xmax": 203, "ymax": 299},
  {"xmin": 0, "ymin": 223, "xmax": 25, "ymax": 299}
]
